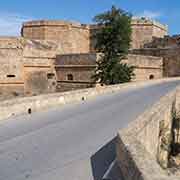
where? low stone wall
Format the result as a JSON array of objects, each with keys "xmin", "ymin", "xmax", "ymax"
[
  {"xmin": 1, "ymin": 78, "xmax": 180, "ymax": 122},
  {"xmin": 56, "ymin": 81, "xmax": 94, "ymax": 92},
  {"xmin": 116, "ymin": 85, "xmax": 180, "ymax": 180},
  {"xmin": 124, "ymin": 54, "xmax": 163, "ymax": 81}
]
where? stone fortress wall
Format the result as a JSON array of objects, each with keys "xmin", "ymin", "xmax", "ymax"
[
  {"xmin": 55, "ymin": 53, "xmax": 163, "ymax": 91},
  {"xmin": 132, "ymin": 34, "xmax": 180, "ymax": 78},
  {"xmin": 0, "ymin": 18, "xmax": 172, "ymax": 99},
  {"xmin": 0, "ymin": 37, "xmax": 24, "ymax": 98},
  {"xmin": 131, "ymin": 18, "xmax": 168, "ymax": 49},
  {"xmin": 22, "ymin": 19, "xmax": 168, "ymax": 51},
  {"xmin": 0, "ymin": 37, "xmax": 59, "ymax": 99},
  {"xmin": 22, "ymin": 20, "xmax": 91, "ymax": 54}
]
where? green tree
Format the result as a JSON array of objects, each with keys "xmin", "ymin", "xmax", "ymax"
[{"xmin": 92, "ymin": 6, "xmax": 134, "ymax": 85}]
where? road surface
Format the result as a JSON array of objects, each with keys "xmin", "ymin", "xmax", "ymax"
[{"xmin": 0, "ymin": 81, "xmax": 179, "ymax": 180}]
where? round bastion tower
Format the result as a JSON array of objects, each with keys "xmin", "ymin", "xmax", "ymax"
[
  {"xmin": 21, "ymin": 20, "xmax": 93, "ymax": 54},
  {"xmin": 21, "ymin": 18, "xmax": 168, "ymax": 53}
]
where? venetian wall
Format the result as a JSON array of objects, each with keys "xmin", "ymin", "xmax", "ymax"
[
  {"xmin": 22, "ymin": 21, "xmax": 91, "ymax": 54},
  {"xmin": 55, "ymin": 53, "xmax": 97, "ymax": 91},
  {"xmin": 144, "ymin": 35, "xmax": 180, "ymax": 49},
  {"xmin": 22, "ymin": 40, "xmax": 58, "ymax": 95},
  {"xmin": 0, "ymin": 37, "xmax": 23, "ymax": 82},
  {"xmin": 22, "ymin": 19, "xmax": 168, "ymax": 53},
  {"xmin": 124, "ymin": 54, "xmax": 163, "ymax": 81},
  {"xmin": 0, "ymin": 37, "xmax": 24, "ymax": 98},
  {"xmin": 0, "ymin": 18, "xmax": 169, "ymax": 99},
  {"xmin": 132, "ymin": 47, "xmax": 180, "ymax": 78},
  {"xmin": 55, "ymin": 53, "xmax": 163, "ymax": 91},
  {"xmin": 131, "ymin": 19, "xmax": 168, "ymax": 49},
  {"xmin": 0, "ymin": 38, "xmax": 164, "ymax": 99},
  {"xmin": 0, "ymin": 37, "xmax": 61, "ymax": 98}
]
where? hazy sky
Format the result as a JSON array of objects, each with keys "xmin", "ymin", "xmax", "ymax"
[{"xmin": 0, "ymin": 0, "xmax": 179, "ymax": 36}]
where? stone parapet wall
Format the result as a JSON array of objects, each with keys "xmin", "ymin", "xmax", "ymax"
[
  {"xmin": 0, "ymin": 78, "xmax": 179, "ymax": 121},
  {"xmin": 124, "ymin": 54, "xmax": 163, "ymax": 81},
  {"xmin": 0, "ymin": 83, "xmax": 24, "ymax": 99},
  {"xmin": 23, "ymin": 20, "xmax": 89, "ymax": 29},
  {"xmin": 56, "ymin": 81, "xmax": 94, "ymax": 92},
  {"xmin": 116, "ymin": 84, "xmax": 180, "ymax": 180}
]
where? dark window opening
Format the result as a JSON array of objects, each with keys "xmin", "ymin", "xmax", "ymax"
[
  {"xmin": 47, "ymin": 73, "xmax": 55, "ymax": 79},
  {"xmin": 67, "ymin": 74, "xmax": 73, "ymax": 81},
  {"xmin": 52, "ymin": 82, "xmax": 56, "ymax": 86},
  {"xmin": 28, "ymin": 108, "xmax": 32, "ymax": 114},
  {"xmin": 7, "ymin": 75, "xmax": 16, "ymax": 78},
  {"xmin": 149, "ymin": 74, "xmax": 155, "ymax": 80}
]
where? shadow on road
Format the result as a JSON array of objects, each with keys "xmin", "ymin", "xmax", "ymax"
[{"xmin": 90, "ymin": 137, "xmax": 123, "ymax": 180}]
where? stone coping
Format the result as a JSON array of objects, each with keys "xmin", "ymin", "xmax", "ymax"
[
  {"xmin": 22, "ymin": 20, "xmax": 89, "ymax": 29},
  {"xmin": 131, "ymin": 18, "xmax": 168, "ymax": 31},
  {"xmin": 23, "ymin": 18, "xmax": 168, "ymax": 32}
]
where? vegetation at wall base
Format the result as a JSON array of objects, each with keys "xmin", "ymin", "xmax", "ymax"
[{"xmin": 92, "ymin": 6, "xmax": 134, "ymax": 85}]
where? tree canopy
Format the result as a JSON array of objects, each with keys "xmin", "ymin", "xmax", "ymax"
[{"xmin": 92, "ymin": 6, "xmax": 134, "ymax": 85}]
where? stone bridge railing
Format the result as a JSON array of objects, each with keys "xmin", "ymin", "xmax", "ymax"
[{"xmin": 116, "ymin": 86, "xmax": 180, "ymax": 180}]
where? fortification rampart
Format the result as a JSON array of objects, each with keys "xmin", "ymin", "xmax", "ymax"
[
  {"xmin": 22, "ymin": 18, "xmax": 168, "ymax": 51},
  {"xmin": 22, "ymin": 20, "xmax": 91, "ymax": 54},
  {"xmin": 125, "ymin": 54, "xmax": 163, "ymax": 81},
  {"xmin": 0, "ymin": 18, "xmax": 170, "ymax": 100},
  {"xmin": 54, "ymin": 53, "xmax": 163, "ymax": 91},
  {"xmin": 132, "ymin": 47, "xmax": 180, "ymax": 78},
  {"xmin": 131, "ymin": 18, "xmax": 168, "ymax": 49}
]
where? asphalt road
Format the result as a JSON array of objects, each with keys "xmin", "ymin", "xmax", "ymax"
[{"xmin": 0, "ymin": 81, "xmax": 180, "ymax": 180}]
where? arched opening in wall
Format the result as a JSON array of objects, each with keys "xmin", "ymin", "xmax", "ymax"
[
  {"xmin": 67, "ymin": 74, "xmax": 73, "ymax": 81},
  {"xmin": 149, "ymin": 74, "xmax": 155, "ymax": 80}
]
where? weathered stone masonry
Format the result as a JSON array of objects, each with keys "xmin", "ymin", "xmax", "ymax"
[
  {"xmin": 117, "ymin": 86, "xmax": 180, "ymax": 180},
  {"xmin": 0, "ymin": 18, "xmax": 169, "ymax": 99}
]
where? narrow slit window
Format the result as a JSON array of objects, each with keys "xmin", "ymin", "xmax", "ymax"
[
  {"xmin": 67, "ymin": 74, "xmax": 73, "ymax": 81},
  {"xmin": 7, "ymin": 75, "xmax": 16, "ymax": 78},
  {"xmin": 47, "ymin": 73, "xmax": 55, "ymax": 79}
]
